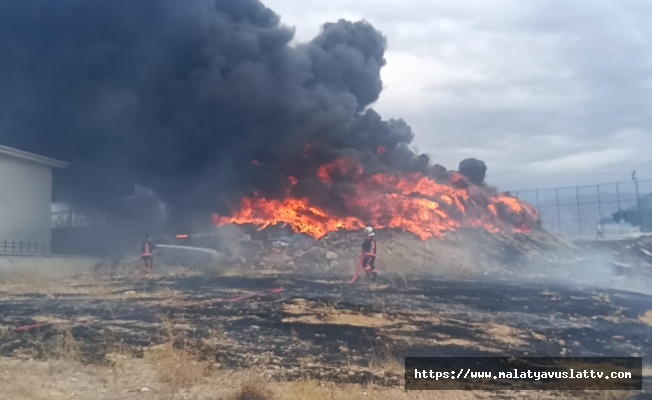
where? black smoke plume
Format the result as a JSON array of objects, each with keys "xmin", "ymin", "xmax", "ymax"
[
  {"xmin": 459, "ymin": 158, "xmax": 487, "ymax": 186},
  {"xmin": 0, "ymin": 0, "xmax": 436, "ymax": 220}
]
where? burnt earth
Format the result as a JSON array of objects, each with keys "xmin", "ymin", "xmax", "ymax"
[{"xmin": 0, "ymin": 274, "xmax": 651, "ymax": 388}]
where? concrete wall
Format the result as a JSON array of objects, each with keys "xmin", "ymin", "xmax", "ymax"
[
  {"xmin": 0, "ymin": 254, "xmax": 102, "ymax": 278},
  {"xmin": 0, "ymin": 155, "xmax": 53, "ymax": 250}
]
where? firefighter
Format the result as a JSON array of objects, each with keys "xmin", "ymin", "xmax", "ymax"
[
  {"xmin": 141, "ymin": 234, "xmax": 157, "ymax": 273},
  {"xmin": 361, "ymin": 226, "xmax": 378, "ymax": 281}
]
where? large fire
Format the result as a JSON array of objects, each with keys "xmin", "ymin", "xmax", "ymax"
[{"xmin": 213, "ymin": 158, "xmax": 539, "ymax": 240}]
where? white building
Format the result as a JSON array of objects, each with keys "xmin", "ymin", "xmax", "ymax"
[{"xmin": 0, "ymin": 145, "xmax": 68, "ymax": 253}]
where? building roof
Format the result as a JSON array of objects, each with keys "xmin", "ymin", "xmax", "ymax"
[{"xmin": 0, "ymin": 144, "xmax": 68, "ymax": 168}]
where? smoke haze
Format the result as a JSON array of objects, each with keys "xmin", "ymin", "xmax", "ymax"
[{"xmin": 0, "ymin": 0, "xmax": 435, "ymax": 218}]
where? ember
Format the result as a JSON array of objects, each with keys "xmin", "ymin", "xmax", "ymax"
[{"xmin": 213, "ymin": 159, "xmax": 539, "ymax": 240}]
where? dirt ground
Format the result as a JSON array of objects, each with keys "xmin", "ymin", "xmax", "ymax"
[{"xmin": 1, "ymin": 230, "xmax": 651, "ymax": 399}]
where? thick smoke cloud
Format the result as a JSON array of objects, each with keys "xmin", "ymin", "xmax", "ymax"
[
  {"xmin": 0, "ymin": 0, "xmax": 433, "ymax": 219},
  {"xmin": 459, "ymin": 158, "xmax": 487, "ymax": 186}
]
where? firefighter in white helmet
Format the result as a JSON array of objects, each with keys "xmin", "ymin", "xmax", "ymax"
[{"xmin": 361, "ymin": 226, "xmax": 378, "ymax": 281}]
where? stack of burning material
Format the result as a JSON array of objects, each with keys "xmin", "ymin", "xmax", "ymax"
[
  {"xmin": 213, "ymin": 158, "xmax": 540, "ymax": 243},
  {"xmin": 205, "ymin": 153, "xmax": 546, "ymax": 276}
]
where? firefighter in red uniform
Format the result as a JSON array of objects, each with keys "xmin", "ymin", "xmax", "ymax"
[
  {"xmin": 362, "ymin": 226, "xmax": 378, "ymax": 281},
  {"xmin": 141, "ymin": 234, "xmax": 157, "ymax": 273}
]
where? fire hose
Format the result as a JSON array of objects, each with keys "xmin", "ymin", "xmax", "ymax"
[
  {"xmin": 348, "ymin": 252, "xmax": 376, "ymax": 284},
  {"xmin": 156, "ymin": 244, "xmax": 220, "ymax": 256}
]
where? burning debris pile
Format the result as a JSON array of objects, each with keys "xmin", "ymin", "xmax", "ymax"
[{"xmin": 213, "ymin": 157, "xmax": 540, "ymax": 240}]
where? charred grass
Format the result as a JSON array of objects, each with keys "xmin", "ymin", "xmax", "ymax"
[{"xmin": 0, "ymin": 266, "xmax": 649, "ymax": 399}]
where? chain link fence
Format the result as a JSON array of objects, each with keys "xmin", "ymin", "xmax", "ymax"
[
  {"xmin": 511, "ymin": 179, "xmax": 652, "ymax": 237},
  {"xmin": 0, "ymin": 240, "xmax": 48, "ymax": 254}
]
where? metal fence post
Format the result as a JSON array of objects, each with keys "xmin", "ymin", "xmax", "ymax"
[
  {"xmin": 575, "ymin": 186, "xmax": 582, "ymax": 236},
  {"xmin": 635, "ymin": 179, "xmax": 641, "ymax": 226},
  {"xmin": 555, "ymin": 188, "xmax": 561, "ymax": 234},
  {"xmin": 597, "ymin": 184, "xmax": 602, "ymax": 220}
]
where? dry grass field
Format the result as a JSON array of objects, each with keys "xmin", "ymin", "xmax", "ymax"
[{"xmin": 0, "ymin": 261, "xmax": 649, "ymax": 399}]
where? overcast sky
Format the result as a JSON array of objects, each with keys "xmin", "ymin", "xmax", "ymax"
[{"xmin": 263, "ymin": 0, "xmax": 652, "ymax": 192}]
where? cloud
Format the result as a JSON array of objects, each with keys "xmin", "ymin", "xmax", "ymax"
[
  {"xmin": 265, "ymin": 0, "xmax": 652, "ymax": 190},
  {"xmin": 524, "ymin": 148, "xmax": 638, "ymax": 174}
]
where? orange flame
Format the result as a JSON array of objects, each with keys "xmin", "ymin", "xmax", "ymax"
[
  {"xmin": 214, "ymin": 159, "xmax": 539, "ymax": 239},
  {"xmin": 213, "ymin": 197, "xmax": 363, "ymax": 238}
]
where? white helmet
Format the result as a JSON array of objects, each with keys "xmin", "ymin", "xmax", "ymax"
[{"xmin": 364, "ymin": 226, "xmax": 375, "ymax": 236}]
